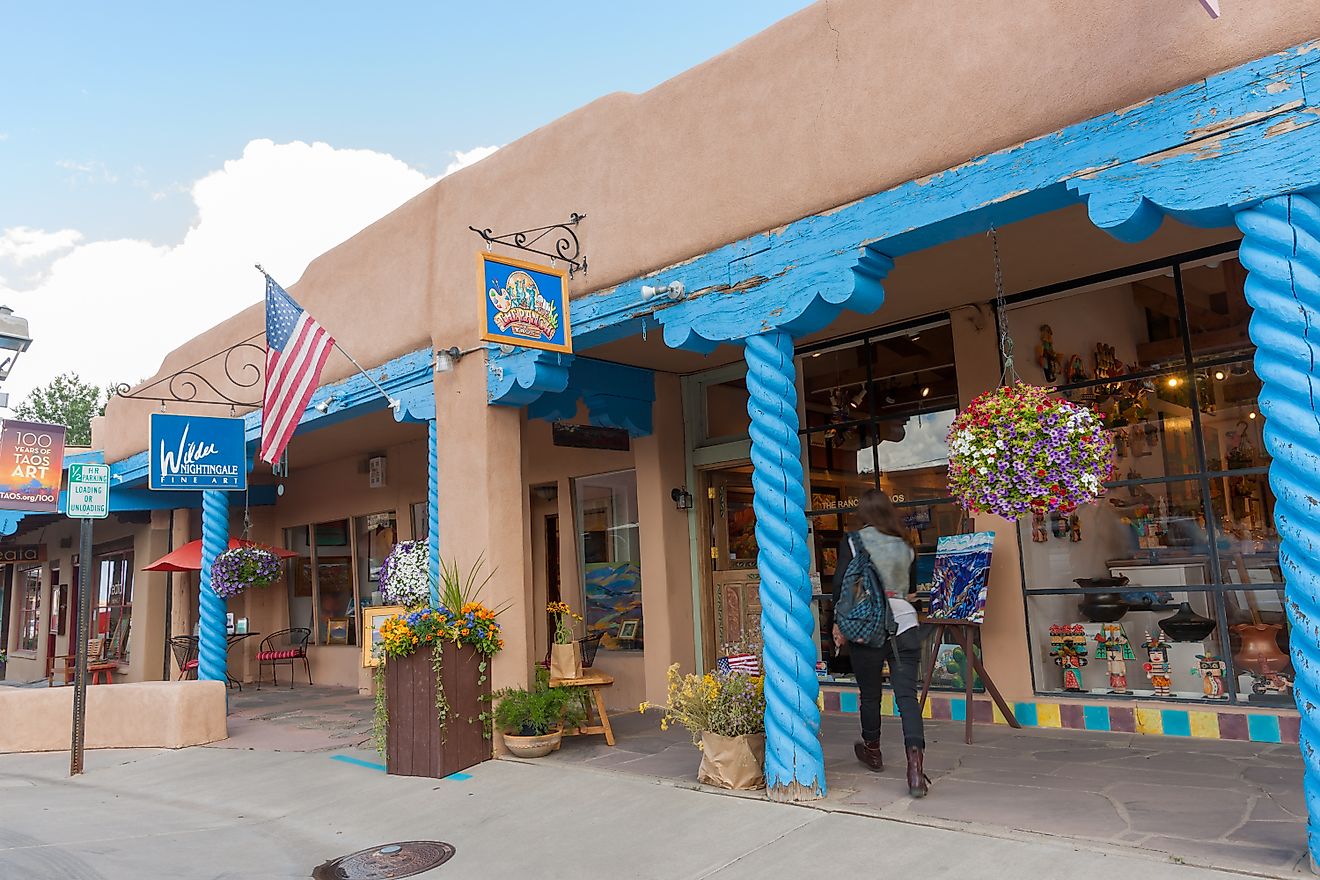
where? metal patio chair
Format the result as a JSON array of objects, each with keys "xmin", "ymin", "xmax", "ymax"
[
  {"xmin": 255, "ymin": 628, "xmax": 312, "ymax": 689},
  {"xmin": 170, "ymin": 636, "xmax": 199, "ymax": 680}
]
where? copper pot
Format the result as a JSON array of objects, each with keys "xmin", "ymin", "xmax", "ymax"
[{"xmin": 1231, "ymin": 623, "xmax": 1290, "ymax": 675}]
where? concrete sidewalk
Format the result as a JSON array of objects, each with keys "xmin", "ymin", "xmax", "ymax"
[{"xmin": 0, "ymin": 745, "xmax": 1278, "ymax": 880}]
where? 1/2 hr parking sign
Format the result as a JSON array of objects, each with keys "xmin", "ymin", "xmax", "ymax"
[{"xmin": 66, "ymin": 463, "xmax": 109, "ymax": 519}]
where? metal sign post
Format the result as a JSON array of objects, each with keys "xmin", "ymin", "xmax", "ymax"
[
  {"xmin": 70, "ymin": 518, "xmax": 93, "ymax": 775},
  {"xmin": 67, "ymin": 462, "xmax": 108, "ymax": 777}
]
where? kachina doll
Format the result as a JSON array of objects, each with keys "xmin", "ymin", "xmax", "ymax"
[
  {"xmin": 1031, "ymin": 511, "xmax": 1048, "ymax": 543},
  {"xmin": 1094, "ymin": 623, "xmax": 1134, "ymax": 694},
  {"xmin": 1050, "ymin": 624, "xmax": 1089, "ymax": 692},
  {"xmin": 1192, "ymin": 654, "xmax": 1227, "ymax": 701},
  {"xmin": 1142, "ymin": 631, "xmax": 1173, "ymax": 697},
  {"xmin": 1036, "ymin": 324, "xmax": 1062, "ymax": 383}
]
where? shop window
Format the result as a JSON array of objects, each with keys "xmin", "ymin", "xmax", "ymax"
[
  {"xmin": 574, "ymin": 470, "xmax": 643, "ymax": 651},
  {"xmin": 410, "ymin": 501, "xmax": 428, "ymax": 544},
  {"xmin": 798, "ymin": 320, "xmax": 965, "ymax": 682},
  {"xmin": 1009, "ymin": 252, "xmax": 1283, "ymax": 703},
  {"xmin": 285, "ymin": 526, "xmax": 315, "ymax": 639},
  {"xmin": 16, "ymin": 566, "xmax": 41, "ymax": 654},
  {"xmin": 94, "ymin": 550, "xmax": 133, "ymax": 662},
  {"xmin": 356, "ymin": 512, "xmax": 398, "ymax": 609}
]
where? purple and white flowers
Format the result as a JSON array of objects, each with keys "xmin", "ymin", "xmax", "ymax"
[
  {"xmin": 946, "ymin": 382, "xmax": 1114, "ymax": 519},
  {"xmin": 379, "ymin": 540, "xmax": 429, "ymax": 608},
  {"xmin": 209, "ymin": 546, "xmax": 281, "ymax": 599}
]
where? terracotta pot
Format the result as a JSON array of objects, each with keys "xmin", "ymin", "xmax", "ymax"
[
  {"xmin": 1232, "ymin": 623, "xmax": 1290, "ymax": 675},
  {"xmin": 501, "ymin": 728, "xmax": 563, "ymax": 758}
]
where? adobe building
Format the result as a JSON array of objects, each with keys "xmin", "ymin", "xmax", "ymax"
[{"xmin": 5, "ymin": 0, "xmax": 1320, "ymax": 832}]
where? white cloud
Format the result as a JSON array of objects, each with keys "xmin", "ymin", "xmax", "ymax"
[
  {"xmin": 2, "ymin": 139, "xmax": 497, "ymax": 412},
  {"xmin": 0, "ymin": 133, "xmax": 9, "ymax": 141},
  {"xmin": 0, "ymin": 227, "xmax": 83, "ymax": 264},
  {"xmin": 444, "ymin": 145, "xmax": 499, "ymax": 176},
  {"xmin": 56, "ymin": 159, "xmax": 118, "ymax": 186}
]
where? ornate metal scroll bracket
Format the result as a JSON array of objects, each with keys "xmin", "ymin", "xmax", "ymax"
[
  {"xmin": 469, "ymin": 212, "xmax": 587, "ymax": 277},
  {"xmin": 114, "ymin": 333, "xmax": 265, "ymax": 408}
]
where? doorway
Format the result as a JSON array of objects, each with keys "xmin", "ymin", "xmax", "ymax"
[{"xmin": 698, "ymin": 464, "xmax": 762, "ymax": 668}]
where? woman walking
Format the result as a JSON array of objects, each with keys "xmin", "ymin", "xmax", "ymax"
[{"xmin": 832, "ymin": 489, "xmax": 929, "ymax": 797}]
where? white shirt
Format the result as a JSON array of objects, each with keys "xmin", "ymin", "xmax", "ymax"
[{"xmin": 888, "ymin": 597, "xmax": 919, "ymax": 635}]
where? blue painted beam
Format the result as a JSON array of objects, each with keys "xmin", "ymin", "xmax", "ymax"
[
  {"xmin": 524, "ymin": 357, "xmax": 656, "ymax": 436},
  {"xmin": 482, "ymin": 40, "xmax": 1320, "ymax": 373}
]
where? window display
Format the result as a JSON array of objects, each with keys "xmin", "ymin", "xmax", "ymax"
[
  {"xmin": 574, "ymin": 469, "xmax": 644, "ymax": 651},
  {"xmin": 1010, "ymin": 251, "xmax": 1287, "ymax": 703}
]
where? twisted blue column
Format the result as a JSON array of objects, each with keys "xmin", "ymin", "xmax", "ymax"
[
  {"xmin": 428, "ymin": 417, "xmax": 440, "ymax": 608},
  {"xmin": 1238, "ymin": 192, "xmax": 1320, "ymax": 864},
  {"xmin": 198, "ymin": 489, "xmax": 229, "ymax": 683},
  {"xmin": 745, "ymin": 330, "xmax": 824, "ymax": 799}
]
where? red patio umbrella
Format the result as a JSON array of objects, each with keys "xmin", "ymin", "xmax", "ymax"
[{"xmin": 143, "ymin": 538, "xmax": 297, "ymax": 572}]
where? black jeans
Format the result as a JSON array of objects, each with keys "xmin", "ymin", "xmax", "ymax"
[{"xmin": 849, "ymin": 627, "xmax": 925, "ymax": 749}]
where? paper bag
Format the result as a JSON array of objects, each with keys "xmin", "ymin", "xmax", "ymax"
[
  {"xmin": 697, "ymin": 731, "xmax": 766, "ymax": 790},
  {"xmin": 550, "ymin": 642, "xmax": 581, "ymax": 680}
]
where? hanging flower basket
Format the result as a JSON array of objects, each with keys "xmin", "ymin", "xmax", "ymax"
[
  {"xmin": 946, "ymin": 382, "xmax": 1114, "ymax": 519},
  {"xmin": 210, "ymin": 546, "xmax": 282, "ymax": 599},
  {"xmin": 380, "ymin": 540, "xmax": 429, "ymax": 608}
]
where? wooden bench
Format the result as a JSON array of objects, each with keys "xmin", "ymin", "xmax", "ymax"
[{"xmin": 548, "ymin": 669, "xmax": 616, "ymax": 746}]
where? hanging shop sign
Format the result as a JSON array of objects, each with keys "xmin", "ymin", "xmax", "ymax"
[
  {"xmin": 149, "ymin": 413, "xmax": 247, "ymax": 491},
  {"xmin": 479, "ymin": 252, "xmax": 572, "ymax": 354},
  {"xmin": 0, "ymin": 544, "xmax": 47, "ymax": 563},
  {"xmin": 0, "ymin": 419, "xmax": 66, "ymax": 512}
]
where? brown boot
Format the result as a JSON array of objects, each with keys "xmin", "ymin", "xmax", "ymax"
[
  {"xmin": 906, "ymin": 746, "xmax": 929, "ymax": 798},
  {"xmin": 854, "ymin": 739, "xmax": 883, "ymax": 771}
]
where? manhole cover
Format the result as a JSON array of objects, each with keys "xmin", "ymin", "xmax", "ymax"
[{"xmin": 312, "ymin": 841, "xmax": 455, "ymax": 879}]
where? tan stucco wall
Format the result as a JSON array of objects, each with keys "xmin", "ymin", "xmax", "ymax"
[{"xmin": 0, "ymin": 680, "xmax": 226, "ymax": 753}]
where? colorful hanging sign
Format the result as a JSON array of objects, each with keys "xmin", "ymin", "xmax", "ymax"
[
  {"xmin": 479, "ymin": 252, "xmax": 571, "ymax": 354},
  {"xmin": 0, "ymin": 420, "xmax": 66, "ymax": 512},
  {"xmin": 149, "ymin": 413, "xmax": 247, "ymax": 491}
]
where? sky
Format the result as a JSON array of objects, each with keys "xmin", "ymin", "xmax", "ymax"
[{"xmin": 0, "ymin": 1, "xmax": 813, "ymax": 409}]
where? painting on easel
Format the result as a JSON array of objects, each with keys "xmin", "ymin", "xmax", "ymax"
[{"xmin": 927, "ymin": 532, "xmax": 995, "ymax": 624}]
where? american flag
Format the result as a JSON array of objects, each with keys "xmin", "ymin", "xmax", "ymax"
[
  {"xmin": 260, "ymin": 275, "xmax": 334, "ymax": 465},
  {"xmin": 717, "ymin": 653, "xmax": 761, "ymax": 675}
]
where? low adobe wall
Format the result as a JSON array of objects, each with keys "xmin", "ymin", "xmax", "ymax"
[{"xmin": 0, "ymin": 681, "xmax": 227, "ymax": 753}]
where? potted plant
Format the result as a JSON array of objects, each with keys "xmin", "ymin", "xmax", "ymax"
[
  {"xmin": 644, "ymin": 663, "xmax": 767, "ymax": 791},
  {"xmin": 209, "ymin": 545, "xmax": 282, "ymax": 599},
  {"xmin": 492, "ymin": 668, "xmax": 587, "ymax": 758},
  {"xmin": 946, "ymin": 382, "xmax": 1114, "ymax": 519},
  {"xmin": 547, "ymin": 600, "xmax": 584, "ymax": 680},
  {"xmin": 372, "ymin": 555, "xmax": 505, "ymax": 779}
]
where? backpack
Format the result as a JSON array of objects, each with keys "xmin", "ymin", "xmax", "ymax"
[{"xmin": 834, "ymin": 533, "xmax": 897, "ymax": 649}]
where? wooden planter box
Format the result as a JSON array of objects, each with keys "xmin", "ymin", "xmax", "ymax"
[{"xmin": 384, "ymin": 641, "xmax": 491, "ymax": 778}]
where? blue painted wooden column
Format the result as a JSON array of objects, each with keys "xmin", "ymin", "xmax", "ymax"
[
  {"xmin": 197, "ymin": 489, "xmax": 229, "ymax": 683},
  {"xmin": 394, "ymin": 379, "xmax": 440, "ymax": 607},
  {"xmin": 746, "ymin": 330, "xmax": 824, "ymax": 800},
  {"xmin": 1237, "ymin": 192, "xmax": 1320, "ymax": 863}
]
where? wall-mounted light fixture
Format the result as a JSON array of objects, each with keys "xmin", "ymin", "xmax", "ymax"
[
  {"xmin": 671, "ymin": 487, "xmax": 694, "ymax": 511},
  {"xmin": 314, "ymin": 396, "xmax": 336, "ymax": 414},
  {"xmin": 435, "ymin": 345, "xmax": 487, "ymax": 373},
  {"xmin": 641, "ymin": 281, "xmax": 686, "ymax": 302}
]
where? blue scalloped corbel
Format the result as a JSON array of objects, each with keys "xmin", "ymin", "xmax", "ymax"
[
  {"xmin": 391, "ymin": 381, "xmax": 436, "ymax": 424},
  {"xmin": 487, "ymin": 347, "xmax": 573, "ymax": 407},
  {"xmin": 1069, "ymin": 108, "xmax": 1320, "ymax": 243},
  {"xmin": 0, "ymin": 510, "xmax": 25, "ymax": 536},
  {"xmin": 656, "ymin": 245, "xmax": 892, "ymax": 353},
  {"xmin": 526, "ymin": 357, "xmax": 656, "ymax": 437}
]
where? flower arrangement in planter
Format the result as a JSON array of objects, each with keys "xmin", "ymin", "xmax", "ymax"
[
  {"xmin": 946, "ymin": 382, "xmax": 1114, "ymax": 519},
  {"xmin": 642, "ymin": 663, "xmax": 766, "ymax": 790},
  {"xmin": 379, "ymin": 540, "xmax": 429, "ymax": 608},
  {"xmin": 371, "ymin": 554, "xmax": 505, "ymax": 779},
  {"xmin": 547, "ymin": 600, "xmax": 584, "ymax": 680},
  {"xmin": 491, "ymin": 668, "xmax": 587, "ymax": 758},
  {"xmin": 209, "ymin": 545, "xmax": 282, "ymax": 599}
]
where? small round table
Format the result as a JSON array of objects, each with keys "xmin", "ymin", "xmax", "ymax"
[{"xmin": 548, "ymin": 669, "xmax": 616, "ymax": 746}]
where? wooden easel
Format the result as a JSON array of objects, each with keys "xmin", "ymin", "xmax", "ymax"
[{"xmin": 917, "ymin": 619, "xmax": 1020, "ymax": 744}]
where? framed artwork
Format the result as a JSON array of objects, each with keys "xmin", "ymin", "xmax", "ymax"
[
  {"xmin": 810, "ymin": 488, "xmax": 841, "ymax": 530},
  {"xmin": 362, "ymin": 605, "xmax": 405, "ymax": 667},
  {"xmin": 814, "ymin": 530, "xmax": 841, "ymax": 579},
  {"xmin": 327, "ymin": 617, "xmax": 351, "ymax": 645},
  {"xmin": 927, "ymin": 532, "xmax": 995, "ymax": 624},
  {"xmin": 315, "ymin": 521, "xmax": 349, "ymax": 547},
  {"xmin": 617, "ymin": 619, "xmax": 639, "ymax": 640}
]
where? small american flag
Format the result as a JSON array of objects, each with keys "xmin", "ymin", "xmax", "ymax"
[
  {"xmin": 260, "ymin": 275, "xmax": 334, "ymax": 465},
  {"xmin": 717, "ymin": 653, "xmax": 761, "ymax": 675}
]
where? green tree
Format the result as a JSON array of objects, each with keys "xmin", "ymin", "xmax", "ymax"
[{"xmin": 12, "ymin": 373, "xmax": 109, "ymax": 446}]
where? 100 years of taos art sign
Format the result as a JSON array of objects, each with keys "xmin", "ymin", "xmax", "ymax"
[{"xmin": 0, "ymin": 420, "xmax": 66, "ymax": 512}]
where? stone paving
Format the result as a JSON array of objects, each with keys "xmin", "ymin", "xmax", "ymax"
[{"xmin": 207, "ymin": 685, "xmax": 1310, "ymax": 877}]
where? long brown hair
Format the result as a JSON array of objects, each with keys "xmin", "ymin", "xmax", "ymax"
[{"xmin": 854, "ymin": 489, "xmax": 911, "ymax": 546}]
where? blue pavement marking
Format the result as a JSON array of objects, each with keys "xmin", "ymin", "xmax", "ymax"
[{"xmin": 330, "ymin": 754, "xmax": 475, "ymax": 780}]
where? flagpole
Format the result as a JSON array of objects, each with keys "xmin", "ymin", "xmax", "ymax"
[{"xmin": 255, "ymin": 264, "xmax": 400, "ymax": 412}]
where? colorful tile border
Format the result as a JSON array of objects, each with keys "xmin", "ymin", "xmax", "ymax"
[{"xmin": 820, "ymin": 687, "xmax": 1299, "ymax": 745}]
